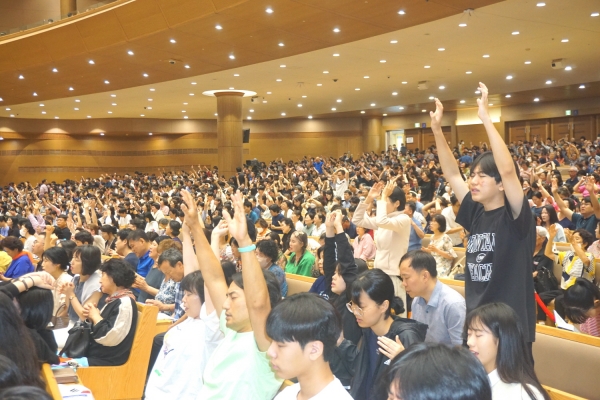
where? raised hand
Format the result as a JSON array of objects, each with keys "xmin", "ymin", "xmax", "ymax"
[
  {"xmin": 367, "ymin": 182, "xmax": 384, "ymax": 202},
  {"xmin": 325, "ymin": 212, "xmax": 336, "ymax": 229},
  {"xmin": 180, "ymin": 190, "xmax": 200, "ymax": 229},
  {"xmin": 381, "ymin": 180, "xmax": 396, "ymax": 201},
  {"xmin": 212, "ymin": 219, "xmax": 230, "ymax": 238},
  {"xmin": 547, "ymin": 223, "xmax": 557, "ymax": 239},
  {"xmin": 476, "ymin": 82, "xmax": 490, "ymax": 122},
  {"xmin": 585, "ymin": 176, "xmax": 596, "ymax": 194},
  {"xmin": 222, "ymin": 191, "xmax": 251, "ymax": 246},
  {"xmin": 430, "ymin": 98, "xmax": 444, "ymax": 131}
]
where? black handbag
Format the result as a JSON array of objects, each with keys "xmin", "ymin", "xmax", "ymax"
[
  {"xmin": 534, "ymin": 266, "xmax": 559, "ymax": 294},
  {"xmin": 48, "ymin": 303, "xmax": 70, "ymax": 331},
  {"xmin": 62, "ymin": 320, "xmax": 92, "ymax": 358}
]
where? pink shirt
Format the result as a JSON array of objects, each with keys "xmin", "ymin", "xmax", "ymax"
[
  {"xmin": 580, "ymin": 314, "xmax": 600, "ymax": 337},
  {"xmin": 352, "ymin": 233, "xmax": 376, "ymax": 261}
]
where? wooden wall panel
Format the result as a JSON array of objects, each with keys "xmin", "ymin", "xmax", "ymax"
[
  {"xmin": 529, "ymin": 120, "xmax": 549, "ymax": 141},
  {"xmin": 404, "ymin": 128, "xmax": 421, "ymax": 151},
  {"xmin": 508, "ymin": 121, "xmax": 526, "ymax": 143},
  {"xmin": 552, "ymin": 117, "xmax": 571, "ymax": 140},
  {"xmin": 456, "ymin": 124, "xmax": 502, "ymax": 146},
  {"xmin": 572, "ymin": 116, "xmax": 595, "ymax": 140}
]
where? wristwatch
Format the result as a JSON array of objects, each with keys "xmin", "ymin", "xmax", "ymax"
[{"xmin": 69, "ymin": 296, "xmax": 76, "ymax": 301}]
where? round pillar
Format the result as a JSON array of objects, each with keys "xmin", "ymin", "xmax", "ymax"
[
  {"xmin": 60, "ymin": 0, "xmax": 77, "ymax": 16},
  {"xmin": 203, "ymin": 89, "xmax": 256, "ymax": 180},
  {"xmin": 362, "ymin": 117, "xmax": 384, "ymax": 153}
]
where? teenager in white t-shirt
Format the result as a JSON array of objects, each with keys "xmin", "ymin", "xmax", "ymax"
[{"xmin": 267, "ymin": 293, "xmax": 352, "ymax": 400}]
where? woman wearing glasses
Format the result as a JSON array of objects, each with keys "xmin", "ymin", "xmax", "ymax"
[{"xmin": 332, "ymin": 269, "xmax": 427, "ymax": 400}]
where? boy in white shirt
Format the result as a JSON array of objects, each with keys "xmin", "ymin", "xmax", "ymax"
[{"xmin": 268, "ymin": 293, "xmax": 352, "ymax": 400}]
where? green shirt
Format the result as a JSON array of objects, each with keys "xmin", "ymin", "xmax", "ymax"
[
  {"xmin": 285, "ymin": 250, "xmax": 316, "ymax": 277},
  {"xmin": 200, "ymin": 311, "xmax": 282, "ymax": 399}
]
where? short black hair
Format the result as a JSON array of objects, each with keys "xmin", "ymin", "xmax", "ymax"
[
  {"xmin": 72, "ymin": 245, "xmax": 102, "ymax": 276},
  {"xmin": 127, "ymin": 229, "xmax": 149, "ymax": 243},
  {"xmin": 180, "ymin": 270, "xmax": 205, "ymax": 304},
  {"xmin": 400, "ymin": 250, "xmax": 438, "ymax": 278},
  {"xmin": 351, "ymin": 269, "xmax": 404, "ymax": 317},
  {"xmin": 168, "ymin": 220, "xmax": 181, "ymax": 236},
  {"xmin": 74, "ymin": 230, "xmax": 94, "ymax": 245},
  {"xmin": 471, "ymin": 151, "xmax": 502, "ymax": 184},
  {"xmin": 231, "ymin": 269, "xmax": 281, "ymax": 310},
  {"xmin": 386, "ymin": 343, "xmax": 492, "ymax": 400},
  {"xmin": 0, "ymin": 386, "xmax": 52, "ymax": 400},
  {"xmin": 256, "ymin": 240, "xmax": 279, "ymax": 263},
  {"xmin": 41, "ymin": 246, "xmax": 69, "ymax": 271},
  {"xmin": 101, "ymin": 258, "xmax": 136, "ymax": 288},
  {"xmin": 100, "ymin": 225, "xmax": 117, "ymax": 234},
  {"xmin": 130, "ymin": 218, "xmax": 146, "ymax": 230},
  {"xmin": 117, "ymin": 228, "xmax": 133, "ymax": 242},
  {"xmin": 432, "ymin": 214, "xmax": 447, "ymax": 233},
  {"xmin": 17, "ymin": 288, "xmax": 53, "ymax": 330},
  {"xmin": 564, "ymin": 278, "xmax": 600, "ymax": 324},
  {"xmin": 388, "ymin": 186, "xmax": 406, "ymax": 211},
  {"xmin": 266, "ymin": 293, "xmax": 341, "ymax": 362},
  {"xmin": 1, "ymin": 236, "xmax": 23, "ymax": 252}
]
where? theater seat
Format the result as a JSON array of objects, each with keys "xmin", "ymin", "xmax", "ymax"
[
  {"xmin": 41, "ymin": 363, "xmax": 61, "ymax": 400},
  {"xmin": 543, "ymin": 385, "xmax": 587, "ymax": 400},
  {"xmin": 76, "ymin": 303, "xmax": 159, "ymax": 400},
  {"xmin": 533, "ymin": 325, "xmax": 600, "ymax": 400},
  {"xmin": 286, "ymin": 273, "xmax": 316, "ymax": 296},
  {"xmin": 439, "ymin": 277, "xmax": 465, "ymax": 298}
]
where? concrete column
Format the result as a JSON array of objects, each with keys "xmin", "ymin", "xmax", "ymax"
[
  {"xmin": 362, "ymin": 117, "xmax": 384, "ymax": 153},
  {"xmin": 215, "ymin": 92, "xmax": 244, "ymax": 180},
  {"xmin": 60, "ymin": 0, "xmax": 77, "ymax": 16}
]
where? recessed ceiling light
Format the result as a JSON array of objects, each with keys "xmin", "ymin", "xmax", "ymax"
[
  {"xmin": 143, "ymin": 73, "xmax": 149, "ymax": 77},
  {"xmin": 170, "ymin": 39, "xmax": 176, "ymax": 43},
  {"xmin": 229, "ymin": 55, "xmax": 235, "ymax": 60},
  {"xmin": 246, "ymin": 116, "xmax": 251, "ymax": 120},
  {"xmin": 390, "ymin": 40, "xmax": 398, "ymax": 44},
  {"xmin": 398, "ymin": 106, "xmax": 404, "ymax": 110},
  {"xmin": 33, "ymin": 92, "xmax": 37, "ymax": 96},
  {"xmin": 74, "ymin": 107, "xmax": 79, "ymax": 111},
  {"xmin": 323, "ymin": 71, "xmax": 329, "ymax": 74},
  {"xmin": 438, "ymin": 48, "xmax": 445, "ymax": 51},
  {"xmin": 182, "ymin": 110, "xmax": 186, "ymax": 113},
  {"xmin": 561, "ymin": 39, "xmax": 569, "ymax": 43},
  {"xmin": 506, "ymin": 75, "xmax": 513, "ymax": 80},
  {"xmin": 506, "ymin": 94, "xmax": 512, "ymax": 98},
  {"xmin": 297, "ymin": 104, "xmax": 303, "ymax": 107},
  {"xmin": 483, "ymin": 54, "xmax": 490, "ymax": 58},
  {"xmin": 333, "ymin": 53, "xmax": 339, "ymax": 57},
  {"xmin": 111, "ymin": 94, "xmax": 116, "ymax": 97},
  {"xmin": 331, "ymin": 108, "xmax": 336, "ymax": 111},
  {"xmin": 336, "ymin": 99, "xmax": 342, "ymax": 103},
  {"xmin": 41, "ymin": 111, "xmax": 46, "ymax": 114},
  {"xmin": 424, "ymin": 65, "xmax": 430, "ymax": 68},
  {"xmin": 512, "ymin": 31, "xmax": 519, "ymax": 35},
  {"xmin": 466, "ymin": 71, "xmax": 472, "ymax": 74},
  {"xmin": 0, "ymin": 98, "xmax": 2, "ymax": 101},
  {"xmin": 39, "ymin": 104, "xmax": 44, "ymax": 107},
  {"xmin": 183, "ymin": 102, "xmax": 188, "ymax": 105},
  {"xmin": 380, "ymin": 60, "xmax": 386, "ymax": 63},
  {"xmin": 281, "ymin": 112, "xmax": 286, "ymax": 116},
  {"xmin": 302, "ymin": 95, "xmax": 307, "ymax": 98},
  {"xmin": 148, "ymin": 132, "xmax": 153, "ymax": 136},
  {"xmin": 262, "ymin": 100, "xmax": 267, "ymax": 103},
  {"xmin": 565, "ymin": 66, "xmax": 572, "ymax": 71},
  {"xmin": 459, "ymin": 23, "xmax": 467, "ymax": 27},
  {"xmin": 370, "ymin": 103, "xmax": 376, "ymax": 106},
  {"xmin": 215, "ymin": 113, "xmax": 218, "ymax": 116},
  {"xmin": 317, "ymin": 83, "xmax": 322, "ymax": 86},
  {"xmin": 421, "ymin": 109, "xmax": 427, "ymax": 112},
  {"xmin": 127, "ymin": 50, "xmax": 134, "ymax": 55},
  {"xmin": 88, "ymin": 60, "xmax": 95, "ymax": 64},
  {"xmin": 18, "ymin": 75, "xmax": 24, "ymax": 79},
  {"xmin": 140, "ymin": 114, "xmax": 145, "ymax": 117},
  {"xmin": 429, "ymin": 96, "xmax": 435, "ymax": 100},
  {"xmin": 266, "ymin": 7, "xmax": 273, "ymax": 13},
  {"xmin": 392, "ymin": 92, "xmax": 398, "ymax": 95},
  {"xmin": 100, "ymin": 132, "xmax": 104, "ymax": 135},
  {"xmin": 439, "ymin": 85, "xmax": 445, "ymax": 90},
  {"xmin": 308, "ymin": 116, "xmax": 313, "ymax": 119},
  {"xmin": 75, "ymin": 99, "xmax": 80, "ymax": 102},
  {"xmin": 546, "ymin": 80, "xmax": 552, "ymax": 84},
  {"xmin": 189, "ymin": 93, "xmax": 194, "ymax": 96},
  {"xmin": 475, "ymin": 90, "xmax": 481, "ymax": 94},
  {"xmin": 184, "ymin": 116, "xmax": 188, "ymax": 119},
  {"xmin": 184, "ymin": 65, "xmax": 190, "ymax": 69},
  {"xmin": 360, "ymin": 111, "xmax": 365, "ymax": 114},
  {"xmin": 534, "ymin": 98, "xmax": 540, "ymax": 102},
  {"xmin": 229, "ymin": 87, "xmax": 234, "ymax": 90},
  {"xmin": 579, "ymin": 84, "xmax": 586, "ymax": 89},
  {"xmin": 489, "ymin": 103, "xmax": 494, "ymax": 106},
  {"xmin": 5, "ymin": 107, "xmax": 10, "ymax": 110},
  {"xmin": 215, "ymin": 24, "xmax": 222, "ymax": 30},
  {"xmin": 524, "ymin": 61, "xmax": 531, "ymax": 64},
  {"xmin": 276, "ymin": 79, "xmax": 282, "ymax": 82},
  {"xmin": 146, "ymin": 106, "xmax": 152, "ymax": 109},
  {"xmin": 69, "ymin": 87, "xmax": 74, "ymax": 91},
  {"xmin": 9, "ymin": 114, "xmax": 14, "ymax": 117},
  {"xmin": 267, "ymin": 92, "xmax": 272, "ymax": 94},
  {"xmin": 280, "ymin": 65, "xmax": 286, "ymax": 68},
  {"xmin": 333, "ymin": 28, "xmax": 340, "ymax": 33},
  {"xmin": 104, "ymin": 80, "xmax": 110, "ymax": 84},
  {"xmin": 52, "ymin": 68, "xmax": 58, "ymax": 72},
  {"xmin": 592, "ymin": 12, "xmax": 599, "ymax": 17},
  {"xmin": 402, "ymin": 81, "xmax": 407, "ymax": 84},
  {"xmin": 398, "ymin": 10, "xmax": 405, "ymax": 15},
  {"xmin": 191, "ymin": 82, "xmax": 197, "ymax": 85},
  {"xmin": 355, "ymin": 88, "xmax": 360, "ymax": 91},
  {"xmin": 111, "ymin": 103, "xmax": 117, "ymax": 106},
  {"xmin": 108, "ymin": 111, "xmax": 113, "ymax": 114},
  {"xmin": 460, "ymin": 100, "xmax": 466, "ymax": 104},
  {"xmin": 364, "ymin": 76, "xmax": 369, "ymax": 79},
  {"xmin": 249, "ymin": 109, "xmax": 254, "ymax": 112},
  {"xmin": 87, "ymin": 116, "xmax": 91, "ymax": 118},
  {"xmin": 278, "ymin": 42, "xmax": 284, "ymax": 47},
  {"xmin": 383, "ymin": 113, "xmax": 387, "ymax": 116},
  {"xmin": 537, "ymin": 2, "xmax": 546, "ymax": 6}
]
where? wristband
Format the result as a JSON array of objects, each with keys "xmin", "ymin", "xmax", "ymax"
[
  {"xmin": 237, "ymin": 244, "xmax": 256, "ymax": 253},
  {"xmin": 20, "ymin": 279, "xmax": 30, "ymax": 290}
]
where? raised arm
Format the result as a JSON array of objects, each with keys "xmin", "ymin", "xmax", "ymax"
[
  {"xmin": 430, "ymin": 99, "xmax": 469, "ymax": 202},
  {"xmin": 477, "ymin": 83, "xmax": 523, "ymax": 218},
  {"xmin": 181, "ymin": 222, "xmax": 199, "ymax": 276},
  {"xmin": 551, "ymin": 180, "xmax": 574, "ymax": 221},
  {"xmin": 180, "ymin": 190, "xmax": 228, "ymax": 317},
  {"xmin": 545, "ymin": 224, "xmax": 557, "ymax": 260},
  {"xmin": 584, "ymin": 176, "xmax": 600, "ymax": 219},
  {"xmin": 223, "ymin": 191, "xmax": 272, "ymax": 352}
]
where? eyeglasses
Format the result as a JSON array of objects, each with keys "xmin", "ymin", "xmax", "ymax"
[{"xmin": 346, "ymin": 301, "xmax": 365, "ymax": 317}]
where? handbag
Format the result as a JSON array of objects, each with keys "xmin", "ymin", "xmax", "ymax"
[
  {"xmin": 62, "ymin": 320, "xmax": 92, "ymax": 358},
  {"xmin": 48, "ymin": 303, "xmax": 70, "ymax": 331},
  {"xmin": 534, "ymin": 266, "xmax": 559, "ymax": 294}
]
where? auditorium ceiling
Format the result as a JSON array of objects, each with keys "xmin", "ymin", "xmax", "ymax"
[{"xmin": 0, "ymin": 0, "xmax": 599, "ymax": 121}]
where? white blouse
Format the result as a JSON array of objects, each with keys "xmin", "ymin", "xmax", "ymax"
[{"xmin": 488, "ymin": 369, "xmax": 545, "ymax": 400}]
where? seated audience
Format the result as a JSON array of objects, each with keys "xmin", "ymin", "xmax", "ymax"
[
  {"xmin": 284, "ymin": 231, "xmax": 315, "ymax": 277},
  {"xmin": 466, "ymin": 303, "xmax": 549, "ymax": 400},
  {"xmin": 127, "ymin": 230, "xmax": 154, "ymax": 278},
  {"xmin": 0, "ymin": 237, "xmax": 35, "ymax": 280},
  {"xmin": 400, "ymin": 250, "xmax": 465, "ymax": 346},
  {"xmin": 17, "ymin": 286, "xmax": 59, "ymax": 364},
  {"xmin": 40, "ymin": 247, "xmax": 72, "ymax": 315},
  {"xmin": 563, "ymin": 278, "xmax": 600, "ymax": 337},
  {"xmin": 421, "ymin": 214, "xmax": 456, "ymax": 277},
  {"xmin": 255, "ymin": 240, "xmax": 288, "ymax": 297},
  {"xmin": 546, "ymin": 225, "xmax": 596, "ymax": 289},
  {"xmin": 352, "ymin": 226, "xmax": 376, "ymax": 261},
  {"xmin": 0, "ymin": 355, "xmax": 22, "ymax": 390}
]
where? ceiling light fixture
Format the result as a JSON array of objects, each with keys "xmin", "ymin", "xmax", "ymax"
[
  {"xmin": 234, "ymin": 73, "xmax": 240, "ymax": 76},
  {"xmin": 215, "ymin": 24, "xmax": 222, "ymax": 30},
  {"xmin": 370, "ymin": 103, "xmax": 376, "ymax": 106},
  {"xmin": 41, "ymin": 111, "xmax": 46, "ymax": 114},
  {"xmin": 19, "ymin": 75, "xmax": 24, "ymax": 79},
  {"xmin": 149, "ymin": 132, "xmax": 153, "ymax": 136},
  {"xmin": 52, "ymin": 68, "xmax": 58, "ymax": 72},
  {"xmin": 466, "ymin": 71, "xmax": 472, "ymax": 74},
  {"xmin": 489, "ymin": 103, "xmax": 494, "ymax": 106},
  {"xmin": 460, "ymin": 100, "xmax": 466, "ymax": 104},
  {"xmin": 383, "ymin": 113, "xmax": 387, "ymax": 116},
  {"xmin": 360, "ymin": 111, "xmax": 365, "ymax": 114},
  {"xmin": 421, "ymin": 110, "xmax": 427, "ymax": 113},
  {"xmin": 364, "ymin": 76, "xmax": 369, "ymax": 79},
  {"xmin": 438, "ymin": 48, "xmax": 445, "ymax": 51},
  {"xmin": 333, "ymin": 53, "xmax": 339, "ymax": 57},
  {"xmin": 591, "ymin": 12, "xmax": 599, "ymax": 17},
  {"xmin": 390, "ymin": 40, "xmax": 398, "ymax": 44},
  {"xmin": 184, "ymin": 65, "xmax": 190, "ymax": 69},
  {"xmin": 524, "ymin": 61, "xmax": 531, "ymax": 64},
  {"xmin": 39, "ymin": 104, "xmax": 44, "ymax": 107},
  {"xmin": 323, "ymin": 71, "xmax": 329, "ymax": 74},
  {"xmin": 402, "ymin": 81, "xmax": 407, "ymax": 84},
  {"xmin": 537, "ymin": 2, "xmax": 546, "ymax": 6},
  {"xmin": 140, "ymin": 114, "xmax": 145, "ymax": 117},
  {"xmin": 33, "ymin": 92, "xmax": 37, "ymax": 96},
  {"xmin": 69, "ymin": 87, "xmax": 74, "ymax": 91},
  {"xmin": 143, "ymin": 73, "xmax": 149, "ymax": 77},
  {"xmin": 398, "ymin": 106, "xmax": 404, "ymax": 110},
  {"xmin": 398, "ymin": 10, "xmax": 405, "ymax": 15},
  {"xmin": 100, "ymin": 132, "xmax": 104, "ymax": 135},
  {"xmin": 459, "ymin": 23, "xmax": 467, "ymax": 27},
  {"xmin": 88, "ymin": 60, "xmax": 95, "ymax": 64},
  {"xmin": 424, "ymin": 65, "xmax": 430, "ymax": 68},
  {"xmin": 87, "ymin": 116, "xmax": 91, "ymax": 118},
  {"xmin": 9, "ymin": 114, "xmax": 14, "ymax": 117},
  {"xmin": 75, "ymin": 99, "xmax": 80, "ymax": 102},
  {"xmin": 579, "ymin": 84, "xmax": 586, "ymax": 89},
  {"xmin": 111, "ymin": 103, "xmax": 117, "ymax": 106},
  {"xmin": 189, "ymin": 93, "xmax": 194, "ymax": 95},
  {"xmin": 276, "ymin": 78, "xmax": 282, "ymax": 82},
  {"xmin": 506, "ymin": 75, "xmax": 513, "ymax": 80},
  {"xmin": 146, "ymin": 106, "xmax": 152, "ymax": 109},
  {"xmin": 546, "ymin": 80, "xmax": 552, "ymax": 84},
  {"xmin": 355, "ymin": 88, "xmax": 360, "ymax": 91},
  {"xmin": 182, "ymin": 110, "xmax": 186, "ymax": 113},
  {"xmin": 148, "ymin": 99, "xmax": 153, "ymax": 101},
  {"xmin": 170, "ymin": 39, "xmax": 176, "ymax": 43},
  {"xmin": 74, "ymin": 108, "xmax": 79, "ymax": 111},
  {"xmin": 380, "ymin": 60, "xmax": 386, "ymax": 63},
  {"xmin": 439, "ymin": 85, "xmax": 445, "ymax": 90},
  {"xmin": 483, "ymin": 54, "xmax": 490, "ymax": 58},
  {"xmin": 249, "ymin": 109, "xmax": 254, "ymax": 112},
  {"xmin": 392, "ymin": 92, "xmax": 398, "ymax": 95},
  {"xmin": 246, "ymin": 116, "xmax": 251, "ymax": 120},
  {"xmin": 505, "ymin": 94, "xmax": 512, "ymax": 98},
  {"xmin": 331, "ymin": 108, "xmax": 336, "ymax": 111},
  {"xmin": 111, "ymin": 94, "xmax": 116, "ymax": 97},
  {"xmin": 512, "ymin": 31, "xmax": 519, "ymax": 35},
  {"xmin": 5, "ymin": 108, "xmax": 10, "ymax": 111},
  {"xmin": 298, "ymin": 104, "xmax": 302, "ymax": 107},
  {"xmin": 267, "ymin": 92, "xmax": 272, "ymax": 94},
  {"xmin": 229, "ymin": 55, "xmax": 235, "ymax": 59},
  {"xmin": 266, "ymin": 7, "xmax": 273, "ymax": 13},
  {"xmin": 281, "ymin": 112, "xmax": 286, "ymax": 116},
  {"xmin": 308, "ymin": 116, "xmax": 313, "ymax": 119},
  {"xmin": 184, "ymin": 116, "xmax": 189, "ymax": 119},
  {"xmin": 317, "ymin": 83, "xmax": 322, "ymax": 86},
  {"xmin": 333, "ymin": 28, "xmax": 340, "ymax": 33},
  {"xmin": 565, "ymin": 66, "xmax": 572, "ymax": 71},
  {"xmin": 280, "ymin": 65, "xmax": 286, "ymax": 68},
  {"xmin": 337, "ymin": 99, "xmax": 342, "ymax": 103},
  {"xmin": 127, "ymin": 50, "xmax": 134, "ymax": 55},
  {"xmin": 429, "ymin": 96, "xmax": 435, "ymax": 100},
  {"xmin": 278, "ymin": 42, "xmax": 284, "ymax": 47},
  {"xmin": 302, "ymin": 95, "xmax": 307, "ymax": 98},
  {"xmin": 108, "ymin": 111, "xmax": 113, "ymax": 114},
  {"xmin": 191, "ymin": 82, "xmax": 197, "ymax": 85},
  {"xmin": 534, "ymin": 98, "xmax": 540, "ymax": 102},
  {"xmin": 561, "ymin": 39, "xmax": 569, "ymax": 42},
  {"xmin": 104, "ymin": 80, "xmax": 109, "ymax": 84}
]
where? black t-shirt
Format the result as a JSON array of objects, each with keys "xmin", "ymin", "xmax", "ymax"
[
  {"xmin": 418, "ymin": 178, "xmax": 435, "ymax": 203},
  {"xmin": 55, "ymin": 226, "xmax": 72, "ymax": 240},
  {"xmin": 457, "ymin": 193, "xmax": 536, "ymax": 342}
]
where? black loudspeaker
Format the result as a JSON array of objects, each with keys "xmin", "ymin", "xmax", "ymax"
[{"xmin": 242, "ymin": 129, "xmax": 250, "ymax": 143}]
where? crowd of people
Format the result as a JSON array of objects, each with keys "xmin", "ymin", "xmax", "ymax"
[{"xmin": 0, "ymin": 83, "xmax": 599, "ymax": 399}]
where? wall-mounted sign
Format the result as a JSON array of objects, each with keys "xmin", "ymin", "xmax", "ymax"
[{"xmin": 406, "ymin": 137, "xmax": 414, "ymax": 143}]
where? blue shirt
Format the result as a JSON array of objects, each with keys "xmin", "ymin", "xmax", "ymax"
[
  {"xmin": 0, "ymin": 227, "xmax": 8, "ymax": 237},
  {"xmin": 271, "ymin": 213, "xmax": 284, "ymax": 227},
  {"xmin": 313, "ymin": 161, "xmax": 324, "ymax": 174},
  {"xmin": 408, "ymin": 216, "xmax": 422, "ymax": 251},
  {"xmin": 137, "ymin": 251, "xmax": 153, "ymax": 278},
  {"xmin": 247, "ymin": 211, "xmax": 259, "ymax": 224},
  {"xmin": 268, "ymin": 264, "xmax": 288, "ymax": 297},
  {"xmin": 4, "ymin": 253, "xmax": 34, "ymax": 278},
  {"xmin": 411, "ymin": 280, "xmax": 466, "ymax": 346}
]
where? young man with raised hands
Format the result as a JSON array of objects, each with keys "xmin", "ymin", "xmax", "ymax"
[
  {"xmin": 430, "ymin": 83, "xmax": 536, "ymax": 353},
  {"xmin": 267, "ymin": 293, "xmax": 352, "ymax": 400},
  {"xmin": 179, "ymin": 189, "xmax": 283, "ymax": 400}
]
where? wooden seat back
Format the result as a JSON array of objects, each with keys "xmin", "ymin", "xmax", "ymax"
[
  {"xmin": 543, "ymin": 385, "xmax": 588, "ymax": 400},
  {"xmin": 438, "ymin": 277, "xmax": 465, "ymax": 298},
  {"xmin": 286, "ymin": 273, "xmax": 316, "ymax": 296},
  {"xmin": 76, "ymin": 303, "xmax": 158, "ymax": 400},
  {"xmin": 41, "ymin": 363, "xmax": 62, "ymax": 400}
]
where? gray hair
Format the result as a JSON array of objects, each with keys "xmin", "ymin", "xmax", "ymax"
[{"xmin": 158, "ymin": 247, "xmax": 183, "ymax": 268}]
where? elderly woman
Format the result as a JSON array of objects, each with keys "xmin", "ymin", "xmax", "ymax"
[
  {"xmin": 40, "ymin": 246, "xmax": 73, "ymax": 315},
  {"xmin": 80, "ymin": 259, "xmax": 138, "ymax": 366}
]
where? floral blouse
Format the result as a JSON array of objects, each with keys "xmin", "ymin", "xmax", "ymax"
[
  {"xmin": 155, "ymin": 278, "xmax": 177, "ymax": 316},
  {"xmin": 430, "ymin": 234, "xmax": 457, "ymax": 278}
]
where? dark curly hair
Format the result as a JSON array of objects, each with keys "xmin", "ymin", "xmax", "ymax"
[{"xmin": 100, "ymin": 259, "xmax": 136, "ymax": 288}]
